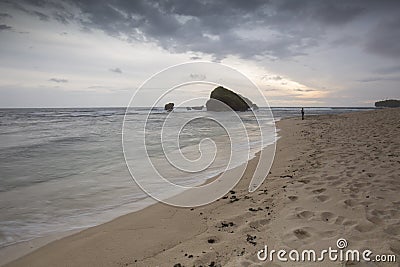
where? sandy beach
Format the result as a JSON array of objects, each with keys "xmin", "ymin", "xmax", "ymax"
[{"xmin": 3, "ymin": 108, "xmax": 399, "ymax": 267}]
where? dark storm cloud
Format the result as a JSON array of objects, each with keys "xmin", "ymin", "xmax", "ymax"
[
  {"xmin": 3, "ymin": 0, "xmax": 400, "ymax": 59},
  {"xmin": 375, "ymin": 65, "xmax": 400, "ymax": 75},
  {"xmin": 3, "ymin": 1, "xmax": 49, "ymax": 20},
  {"xmin": 32, "ymin": 10, "xmax": 49, "ymax": 21},
  {"xmin": 49, "ymin": 78, "xmax": 68, "ymax": 83},
  {"xmin": 109, "ymin": 67, "xmax": 122, "ymax": 74},
  {"xmin": 0, "ymin": 24, "xmax": 12, "ymax": 30},
  {"xmin": 0, "ymin": 12, "xmax": 12, "ymax": 19},
  {"xmin": 302, "ymin": 2, "xmax": 365, "ymax": 26},
  {"xmin": 365, "ymin": 16, "xmax": 400, "ymax": 59},
  {"xmin": 358, "ymin": 77, "xmax": 384, "ymax": 83}
]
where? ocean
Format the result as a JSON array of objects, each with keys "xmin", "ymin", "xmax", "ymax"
[{"xmin": 0, "ymin": 107, "xmax": 374, "ymax": 248}]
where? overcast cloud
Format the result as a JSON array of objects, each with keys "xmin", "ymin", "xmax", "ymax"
[
  {"xmin": 49, "ymin": 78, "xmax": 68, "ymax": 83},
  {"xmin": 109, "ymin": 67, "xmax": 122, "ymax": 74},
  {"xmin": 0, "ymin": 0, "xmax": 399, "ymax": 107}
]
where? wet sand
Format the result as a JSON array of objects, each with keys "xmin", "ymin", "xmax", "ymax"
[{"xmin": 3, "ymin": 108, "xmax": 399, "ymax": 267}]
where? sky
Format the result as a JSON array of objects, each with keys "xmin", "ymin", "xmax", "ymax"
[{"xmin": 0, "ymin": 0, "xmax": 399, "ymax": 107}]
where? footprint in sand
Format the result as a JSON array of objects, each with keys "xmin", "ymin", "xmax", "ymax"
[
  {"xmin": 369, "ymin": 208, "xmax": 398, "ymax": 220},
  {"xmin": 354, "ymin": 222, "xmax": 375, "ymax": 233},
  {"xmin": 297, "ymin": 210, "xmax": 314, "ymax": 219},
  {"xmin": 293, "ymin": 228, "xmax": 312, "ymax": 239},
  {"xmin": 330, "ymin": 180, "xmax": 345, "ymax": 187},
  {"xmin": 383, "ymin": 223, "xmax": 400, "ymax": 236},
  {"xmin": 312, "ymin": 188, "xmax": 326, "ymax": 194},
  {"xmin": 389, "ymin": 240, "xmax": 400, "ymax": 255},
  {"xmin": 334, "ymin": 215, "xmax": 345, "ymax": 225},
  {"xmin": 387, "ymin": 209, "xmax": 400, "ymax": 219},
  {"xmin": 326, "ymin": 175, "xmax": 340, "ymax": 181},
  {"xmin": 320, "ymin": 211, "xmax": 336, "ymax": 223},
  {"xmin": 297, "ymin": 179, "xmax": 311, "ymax": 184},
  {"xmin": 353, "ymin": 182, "xmax": 370, "ymax": 188},
  {"xmin": 287, "ymin": 195, "xmax": 298, "ymax": 201},
  {"xmin": 365, "ymin": 215, "xmax": 384, "ymax": 226},
  {"xmin": 343, "ymin": 198, "xmax": 359, "ymax": 207},
  {"xmin": 313, "ymin": 195, "xmax": 330, "ymax": 202},
  {"xmin": 342, "ymin": 219, "xmax": 358, "ymax": 226}
]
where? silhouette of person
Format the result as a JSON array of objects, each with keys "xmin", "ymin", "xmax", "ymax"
[{"xmin": 301, "ymin": 108, "xmax": 304, "ymax": 120}]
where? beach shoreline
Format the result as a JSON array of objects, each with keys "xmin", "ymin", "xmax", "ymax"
[
  {"xmin": 0, "ymin": 150, "xmax": 275, "ymax": 266},
  {"xmin": 3, "ymin": 108, "xmax": 400, "ymax": 266}
]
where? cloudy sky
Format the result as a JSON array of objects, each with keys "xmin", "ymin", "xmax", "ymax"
[{"xmin": 0, "ymin": 0, "xmax": 399, "ymax": 107}]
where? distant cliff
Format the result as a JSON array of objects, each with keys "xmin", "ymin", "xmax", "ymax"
[{"xmin": 375, "ymin": 99, "xmax": 400, "ymax": 108}]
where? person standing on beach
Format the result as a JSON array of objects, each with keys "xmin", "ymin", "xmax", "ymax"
[{"xmin": 301, "ymin": 108, "xmax": 304, "ymax": 120}]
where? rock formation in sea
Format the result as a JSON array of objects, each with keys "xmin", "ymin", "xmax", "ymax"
[
  {"xmin": 206, "ymin": 86, "xmax": 256, "ymax": 111},
  {"xmin": 164, "ymin": 102, "xmax": 174, "ymax": 112}
]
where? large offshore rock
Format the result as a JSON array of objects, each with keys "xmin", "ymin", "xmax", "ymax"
[{"xmin": 206, "ymin": 86, "xmax": 254, "ymax": 111}]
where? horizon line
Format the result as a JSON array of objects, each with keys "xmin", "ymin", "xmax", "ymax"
[{"xmin": 0, "ymin": 106, "xmax": 377, "ymax": 109}]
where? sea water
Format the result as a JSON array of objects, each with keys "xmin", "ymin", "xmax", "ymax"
[{"xmin": 0, "ymin": 107, "xmax": 374, "ymax": 247}]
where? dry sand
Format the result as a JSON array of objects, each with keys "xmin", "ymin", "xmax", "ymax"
[{"xmin": 3, "ymin": 108, "xmax": 400, "ymax": 267}]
